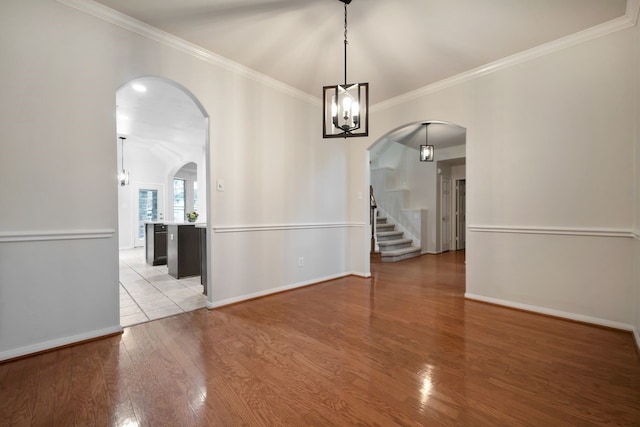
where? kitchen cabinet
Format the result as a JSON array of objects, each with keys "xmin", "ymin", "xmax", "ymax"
[
  {"xmin": 145, "ymin": 223, "xmax": 167, "ymax": 266},
  {"xmin": 166, "ymin": 223, "xmax": 200, "ymax": 279}
]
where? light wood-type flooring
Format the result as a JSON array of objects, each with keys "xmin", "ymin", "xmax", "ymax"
[{"xmin": 2, "ymin": 251, "xmax": 640, "ymax": 426}]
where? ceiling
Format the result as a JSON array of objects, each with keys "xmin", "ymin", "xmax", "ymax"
[
  {"xmin": 116, "ymin": 77, "xmax": 207, "ymax": 149},
  {"xmin": 98, "ymin": 0, "xmax": 626, "ymax": 104},
  {"xmin": 109, "ymin": 0, "xmax": 626, "ymax": 152}
]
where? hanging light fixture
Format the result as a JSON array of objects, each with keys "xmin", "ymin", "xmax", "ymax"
[
  {"xmin": 118, "ymin": 136, "xmax": 129, "ymax": 186},
  {"xmin": 323, "ymin": 0, "xmax": 369, "ymax": 138},
  {"xmin": 420, "ymin": 123, "xmax": 434, "ymax": 162}
]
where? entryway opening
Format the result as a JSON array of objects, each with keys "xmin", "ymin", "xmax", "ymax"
[
  {"xmin": 367, "ymin": 120, "xmax": 466, "ymax": 267},
  {"xmin": 115, "ymin": 76, "xmax": 210, "ymax": 327}
]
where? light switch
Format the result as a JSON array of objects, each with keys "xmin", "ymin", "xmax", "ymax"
[{"xmin": 216, "ymin": 179, "xmax": 225, "ymax": 192}]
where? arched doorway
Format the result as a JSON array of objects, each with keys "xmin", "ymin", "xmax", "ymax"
[
  {"xmin": 367, "ymin": 121, "xmax": 466, "ymax": 263},
  {"xmin": 115, "ymin": 76, "xmax": 210, "ymax": 326}
]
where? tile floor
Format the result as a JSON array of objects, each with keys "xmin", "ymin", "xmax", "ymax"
[{"xmin": 119, "ymin": 247, "xmax": 207, "ymax": 327}]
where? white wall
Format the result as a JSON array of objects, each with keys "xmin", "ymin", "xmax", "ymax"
[
  {"xmin": 0, "ymin": 0, "xmax": 351, "ymax": 360},
  {"xmin": 1, "ymin": 0, "xmax": 637, "ymax": 360},
  {"xmin": 350, "ymin": 22, "xmax": 638, "ymax": 329},
  {"xmin": 118, "ymin": 139, "xmax": 173, "ymax": 248}
]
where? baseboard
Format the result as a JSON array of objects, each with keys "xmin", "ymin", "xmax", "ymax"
[
  {"xmin": 0, "ymin": 325, "xmax": 123, "ymax": 362},
  {"xmin": 465, "ymin": 293, "xmax": 635, "ymax": 332},
  {"xmin": 207, "ymin": 272, "xmax": 354, "ymax": 309},
  {"xmin": 349, "ymin": 271, "xmax": 371, "ymax": 278},
  {"xmin": 633, "ymin": 328, "xmax": 640, "ymax": 353}
]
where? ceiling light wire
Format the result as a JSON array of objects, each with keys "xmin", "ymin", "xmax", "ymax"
[{"xmin": 344, "ymin": 1, "xmax": 348, "ymax": 85}]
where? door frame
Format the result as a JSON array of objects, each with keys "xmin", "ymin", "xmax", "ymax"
[
  {"xmin": 455, "ymin": 178, "xmax": 466, "ymax": 250},
  {"xmin": 440, "ymin": 175, "xmax": 452, "ymax": 253}
]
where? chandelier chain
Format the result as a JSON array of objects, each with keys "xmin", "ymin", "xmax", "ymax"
[
  {"xmin": 343, "ymin": 2, "xmax": 348, "ymax": 84},
  {"xmin": 344, "ymin": 2, "xmax": 348, "ymax": 46}
]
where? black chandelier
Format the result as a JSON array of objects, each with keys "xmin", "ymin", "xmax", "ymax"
[
  {"xmin": 420, "ymin": 123, "xmax": 434, "ymax": 162},
  {"xmin": 322, "ymin": 0, "xmax": 369, "ymax": 138}
]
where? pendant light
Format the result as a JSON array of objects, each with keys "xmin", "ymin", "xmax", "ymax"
[
  {"xmin": 323, "ymin": 0, "xmax": 369, "ymax": 138},
  {"xmin": 118, "ymin": 136, "xmax": 129, "ymax": 186},
  {"xmin": 420, "ymin": 123, "xmax": 434, "ymax": 162}
]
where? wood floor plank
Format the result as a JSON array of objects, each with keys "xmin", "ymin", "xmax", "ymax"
[
  {"xmin": 0, "ymin": 355, "xmax": 36, "ymax": 426},
  {"xmin": 1, "ymin": 251, "xmax": 639, "ymax": 426}
]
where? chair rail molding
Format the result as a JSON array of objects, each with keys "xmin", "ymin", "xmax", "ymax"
[
  {"xmin": 0, "ymin": 229, "xmax": 116, "ymax": 243},
  {"xmin": 467, "ymin": 225, "xmax": 633, "ymax": 238},
  {"xmin": 212, "ymin": 222, "xmax": 365, "ymax": 233}
]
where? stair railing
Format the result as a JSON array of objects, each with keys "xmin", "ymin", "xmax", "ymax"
[{"xmin": 370, "ymin": 185, "xmax": 378, "ymax": 254}]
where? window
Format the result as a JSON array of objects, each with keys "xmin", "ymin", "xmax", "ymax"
[
  {"xmin": 193, "ymin": 181, "xmax": 198, "ymax": 213},
  {"xmin": 138, "ymin": 189, "xmax": 158, "ymax": 239},
  {"xmin": 173, "ymin": 178, "xmax": 185, "ymax": 221}
]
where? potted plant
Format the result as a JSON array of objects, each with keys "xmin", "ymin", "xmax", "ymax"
[{"xmin": 186, "ymin": 211, "xmax": 199, "ymax": 222}]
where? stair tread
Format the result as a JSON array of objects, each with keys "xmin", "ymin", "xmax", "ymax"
[
  {"xmin": 381, "ymin": 246, "xmax": 421, "ymax": 256},
  {"xmin": 377, "ymin": 230, "xmax": 403, "ymax": 237},
  {"xmin": 376, "ymin": 224, "xmax": 394, "ymax": 229},
  {"xmin": 378, "ymin": 238, "xmax": 412, "ymax": 246}
]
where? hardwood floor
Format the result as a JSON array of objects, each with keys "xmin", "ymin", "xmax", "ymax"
[{"xmin": 2, "ymin": 251, "xmax": 639, "ymax": 426}]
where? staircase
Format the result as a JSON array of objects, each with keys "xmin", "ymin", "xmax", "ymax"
[{"xmin": 375, "ymin": 215, "xmax": 421, "ymax": 262}]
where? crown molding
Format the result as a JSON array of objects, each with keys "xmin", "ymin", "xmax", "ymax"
[
  {"xmin": 55, "ymin": 0, "xmax": 320, "ymax": 106},
  {"xmin": 372, "ymin": 0, "xmax": 640, "ymax": 112},
  {"xmin": 56, "ymin": 0, "xmax": 638, "ymax": 111}
]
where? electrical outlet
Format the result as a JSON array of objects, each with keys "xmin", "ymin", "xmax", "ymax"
[{"xmin": 298, "ymin": 257, "xmax": 304, "ymax": 267}]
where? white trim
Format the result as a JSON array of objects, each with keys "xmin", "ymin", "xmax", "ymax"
[
  {"xmin": 213, "ymin": 222, "xmax": 365, "ymax": 233},
  {"xmin": 372, "ymin": 2, "xmax": 640, "ymax": 112},
  {"xmin": 57, "ymin": 0, "xmax": 639, "ymax": 113},
  {"xmin": 207, "ymin": 272, "xmax": 353, "ymax": 309},
  {"xmin": 0, "ymin": 326, "xmax": 122, "ymax": 362},
  {"xmin": 0, "ymin": 229, "xmax": 116, "ymax": 243},
  {"xmin": 634, "ymin": 328, "xmax": 640, "ymax": 353},
  {"xmin": 465, "ymin": 293, "xmax": 635, "ymax": 332},
  {"xmin": 350, "ymin": 271, "xmax": 371, "ymax": 279},
  {"xmin": 627, "ymin": 0, "xmax": 640, "ymax": 23},
  {"xmin": 467, "ymin": 225, "xmax": 633, "ymax": 238},
  {"xmin": 55, "ymin": 0, "xmax": 319, "ymax": 106}
]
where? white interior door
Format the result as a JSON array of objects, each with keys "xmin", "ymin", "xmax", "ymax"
[
  {"xmin": 440, "ymin": 176, "xmax": 451, "ymax": 252},
  {"xmin": 456, "ymin": 179, "xmax": 466, "ymax": 250},
  {"xmin": 134, "ymin": 183, "xmax": 165, "ymax": 247}
]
